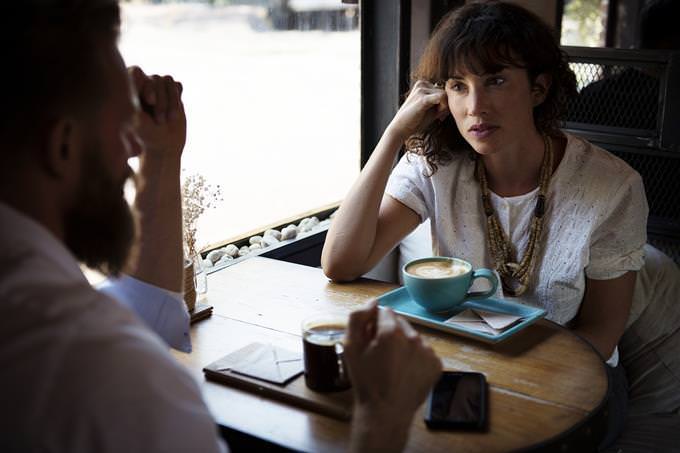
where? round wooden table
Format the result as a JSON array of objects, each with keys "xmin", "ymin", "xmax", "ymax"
[{"xmin": 174, "ymin": 257, "xmax": 609, "ymax": 452}]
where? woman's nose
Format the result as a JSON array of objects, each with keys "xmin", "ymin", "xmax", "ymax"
[{"xmin": 467, "ymin": 88, "xmax": 488, "ymax": 116}]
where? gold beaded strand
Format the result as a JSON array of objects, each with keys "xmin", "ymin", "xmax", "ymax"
[{"xmin": 476, "ymin": 135, "xmax": 553, "ymax": 297}]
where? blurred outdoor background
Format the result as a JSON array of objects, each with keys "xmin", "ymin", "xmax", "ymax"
[
  {"xmin": 119, "ymin": 0, "xmax": 360, "ymax": 249},
  {"xmin": 118, "ymin": 0, "xmax": 612, "ymax": 251}
]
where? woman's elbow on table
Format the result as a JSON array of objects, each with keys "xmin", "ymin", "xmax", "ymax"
[
  {"xmin": 321, "ymin": 252, "xmax": 364, "ymax": 283},
  {"xmin": 322, "ymin": 261, "xmax": 362, "ymax": 282}
]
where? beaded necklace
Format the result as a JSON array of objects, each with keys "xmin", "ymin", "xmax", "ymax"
[{"xmin": 476, "ymin": 134, "xmax": 553, "ymax": 297}]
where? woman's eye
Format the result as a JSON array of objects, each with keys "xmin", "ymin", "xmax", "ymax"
[
  {"xmin": 488, "ymin": 76, "xmax": 505, "ymax": 86},
  {"xmin": 450, "ymin": 82, "xmax": 464, "ymax": 92}
]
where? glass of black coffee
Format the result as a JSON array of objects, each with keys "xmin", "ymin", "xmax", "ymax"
[{"xmin": 301, "ymin": 315, "xmax": 351, "ymax": 392}]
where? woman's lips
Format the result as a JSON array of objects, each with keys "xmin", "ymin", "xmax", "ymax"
[{"xmin": 468, "ymin": 124, "xmax": 499, "ymax": 139}]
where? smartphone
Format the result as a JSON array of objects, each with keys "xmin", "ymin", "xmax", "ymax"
[{"xmin": 424, "ymin": 371, "xmax": 488, "ymax": 430}]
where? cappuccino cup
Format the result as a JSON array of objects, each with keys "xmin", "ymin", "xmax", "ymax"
[{"xmin": 403, "ymin": 257, "xmax": 498, "ymax": 313}]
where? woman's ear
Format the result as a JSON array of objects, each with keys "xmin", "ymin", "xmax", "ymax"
[{"xmin": 531, "ymin": 74, "xmax": 552, "ymax": 107}]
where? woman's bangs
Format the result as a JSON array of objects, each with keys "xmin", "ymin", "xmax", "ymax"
[{"xmin": 448, "ymin": 35, "xmax": 524, "ymax": 77}]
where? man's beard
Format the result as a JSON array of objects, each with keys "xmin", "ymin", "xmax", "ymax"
[{"xmin": 64, "ymin": 143, "xmax": 139, "ymax": 277}]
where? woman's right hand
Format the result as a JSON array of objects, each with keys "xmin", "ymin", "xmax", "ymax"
[{"xmin": 387, "ymin": 80, "xmax": 449, "ymax": 143}]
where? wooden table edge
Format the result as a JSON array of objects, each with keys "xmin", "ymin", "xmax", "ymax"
[{"xmin": 514, "ymin": 319, "xmax": 611, "ymax": 451}]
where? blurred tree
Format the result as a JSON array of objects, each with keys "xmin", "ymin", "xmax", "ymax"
[{"xmin": 562, "ymin": 0, "xmax": 607, "ymax": 47}]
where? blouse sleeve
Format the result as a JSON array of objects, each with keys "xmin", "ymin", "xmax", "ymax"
[
  {"xmin": 384, "ymin": 153, "xmax": 431, "ymax": 223},
  {"xmin": 585, "ymin": 172, "xmax": 648, "ymax": 280}
]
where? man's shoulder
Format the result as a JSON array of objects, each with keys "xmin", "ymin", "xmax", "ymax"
[
  {"xmin": 55, "ymin": 311, "xmax": 195, "ymax": 404},
  {"xmin": 0, "ymin": 276, "xmax": 176, "ymax": 399},
  {"xmin": 46, "ymin": 322, "xmax": 216, "ymax": 452},
  {"xmin": 0, "ymin": 278, "xmax": 215, "ymax": 452}
]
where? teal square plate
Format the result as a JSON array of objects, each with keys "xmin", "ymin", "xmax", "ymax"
[{"xmin": 377, "ymin": 286, "xmax": 546, "ymax": 343}]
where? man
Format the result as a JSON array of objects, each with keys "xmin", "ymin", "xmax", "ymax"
[{"xmin": 0, "ymin": 1, "xmax": 442, "ymax": 452}]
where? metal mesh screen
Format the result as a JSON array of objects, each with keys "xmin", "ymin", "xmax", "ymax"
[
  {"xmin": 566, "ymin": 62, "xmax": 661, "ymax": 132},
  {"xmin": 609, "ymin": 150, "xmax": 680, "ymax": 222}
]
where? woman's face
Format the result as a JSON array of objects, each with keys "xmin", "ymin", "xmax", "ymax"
[{"xmin": 445, "ymin": 65, "xmax": 547, "ymax": 156}]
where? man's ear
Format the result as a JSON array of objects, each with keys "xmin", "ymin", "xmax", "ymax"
[
  {"xmin": 531, "ymin": 74, "xmax": 552, "ymax": 107},
  {"xmin": 44, "ymin": 118, "xmax": 82, "ymax": 179}
]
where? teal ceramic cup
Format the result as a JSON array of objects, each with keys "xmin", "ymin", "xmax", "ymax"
[{"xmin": 402, "ymin": 257, "xmax": 499, "ymax": 313}]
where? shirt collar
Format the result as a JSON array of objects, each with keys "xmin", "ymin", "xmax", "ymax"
[{"xmin": 0, "ymin": 202, "xmax": 87, "ymax": 284}]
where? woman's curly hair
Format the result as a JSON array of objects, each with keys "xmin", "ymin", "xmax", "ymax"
[{"xmin": 406, "ymin": 0, "xmax": 577, "ymax": 175}]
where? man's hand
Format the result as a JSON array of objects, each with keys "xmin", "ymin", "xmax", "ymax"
[
  {"xmin": 128, "ymin": 66, "xmax": 186, "ymax": 160},
  {"xmin": 345, "ymin": 301, "xmax": 442, "ymax": 453},
  {"xmin": 125, "ymin": 66, "xmax": 186, "ymax": 293}
]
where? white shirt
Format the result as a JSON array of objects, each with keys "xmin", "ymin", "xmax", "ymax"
[
  {"xmin": 0, "ymin": 203, "xmax": 226, "ymax": 453},
  {"xmin": 387, "ymin": 133, "xmax": 648, "ymax": 365}
]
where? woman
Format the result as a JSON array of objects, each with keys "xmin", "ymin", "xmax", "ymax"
[{"xmin": 322, "ymin": 0, "xmax": 647, "ymax": 446}]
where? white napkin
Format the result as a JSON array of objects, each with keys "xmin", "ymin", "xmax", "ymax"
[
  {"xmin": 215, "ymin": 342, "xmax": 303, "ymax": 385},
  {"xmin": 444, "ymin": 309, "xmax": 522, "ymax": 335}
]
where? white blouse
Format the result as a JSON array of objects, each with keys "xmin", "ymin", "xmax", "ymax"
[{"xmin": 386, "ymin": 133, "xmax": 648, "ymax": 329}]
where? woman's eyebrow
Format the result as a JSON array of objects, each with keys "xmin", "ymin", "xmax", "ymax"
[{"xmin": 449, "ymin": 67, "xmax": 507, "ymax": 79}]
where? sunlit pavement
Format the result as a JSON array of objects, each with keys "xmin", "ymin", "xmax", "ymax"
[{"xmin": 120, "ymin": 3, "xmax": 360, "ymax": 248}]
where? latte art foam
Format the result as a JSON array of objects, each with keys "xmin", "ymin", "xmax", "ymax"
[{"xmin": 407, "ymin": 261, "xmax": 469, "ymax": 278}]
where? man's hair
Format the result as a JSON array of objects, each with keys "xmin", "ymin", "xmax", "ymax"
[
  {"xmin": 407, "ymin": 0, "xmax": 577, "ymax": 174},
  {"xmin": 2, "ymin": 1, "xmax": 121, "ymax": 151}
]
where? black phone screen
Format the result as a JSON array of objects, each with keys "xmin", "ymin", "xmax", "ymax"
[{"xmin": 425, "ymin": 371, "xmax": 487, "ymax": 430}]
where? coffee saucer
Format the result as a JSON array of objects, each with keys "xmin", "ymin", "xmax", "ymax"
[{"xmin": 376, "ymin": 286, "xmax": 546, "ymax": 344}]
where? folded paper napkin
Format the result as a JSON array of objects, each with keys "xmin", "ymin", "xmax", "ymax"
[
  {"xmin": 444, "ymin": 309, "xmax": 523, "ymax": 335},
  {"xmin": 214, "ymin": 342, "xmax": 304, "ymax": 385}
]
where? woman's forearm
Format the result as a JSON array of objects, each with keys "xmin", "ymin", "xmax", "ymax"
[
  {"xmin": 321, "ymin": 128, "xmax": 404, "ymax": 281},
  {"xmin": 571, "ymin": 273, "xmax": 636, "ymax": 362},
  {"xmin": 322, "ymin": 81, "xmax": 446, "ymax": 281},
  {"xmin": 571, "ymin": 325, "xmax": 618, "ymax": 361}
]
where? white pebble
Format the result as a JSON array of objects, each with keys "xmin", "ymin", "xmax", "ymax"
[
  {"xmin": 223, "ymin": 244, "xmax": 239, "ymax": 257},
  {"xmin": 261, "ymin": 235, "xmax": 279, "ymax": 248},
  {"xmin": 281, "ymin": 225, "xmax": 298, "ymax": 240},
  {"xmin": 238, "ymin": 245, "xmax": 250, "ymax": 257},
  {"xmin": 249, "ymin": 243, "xmax": 262, "ymax": 251},
  {"xmin": 206, "ymin": 249, "xmax": 226, "ymax": 264},
  {"xmin": 264, "ymin": 229, "xmax": 281, "ymax": 241},
  {"xmin": 203, "ymin": 259, "xmax": 214, "ymax": 268},
  {"xmin": 249, "ymin": 235, "xmax": 263, "ymax": 246},
  {"xmin": 299, "ymin": 220, "xmax": 313, "ymax": 233},
  {"xmin": 310, "ymin": 216, "xmax": 319, "ymax": 226},
  {"xmin": 217, "ymin": 255, "xmax": 233, "ymax": 265}
]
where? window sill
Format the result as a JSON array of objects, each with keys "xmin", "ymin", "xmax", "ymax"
[{"xmin": 202, "ymin": 203, "xmax": 337, "ymax": 273}]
